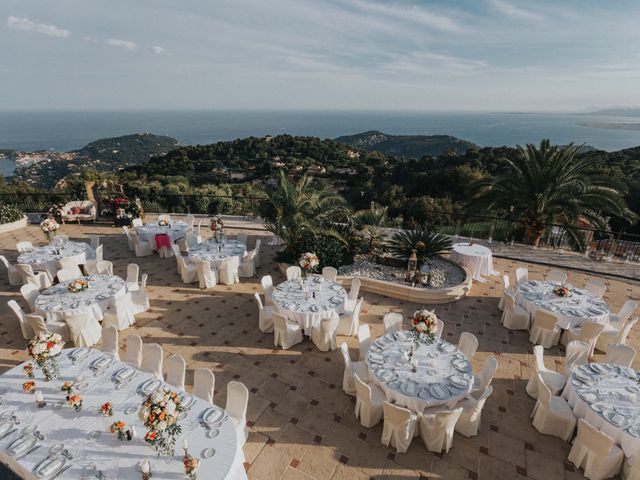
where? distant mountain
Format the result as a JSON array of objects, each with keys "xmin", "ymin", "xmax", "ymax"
[
  {"xmin": 74, "ymin": 133, "xmax": 178, "ymax": 164},
  {"xmin": 583, "ymin": 107, "xmax": 640, "ymax": 117},
  {"xmin": 334, "ymin": 130, "xmax": 478, "ymax": 158}
]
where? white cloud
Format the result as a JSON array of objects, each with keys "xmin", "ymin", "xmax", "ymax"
[
  {"xmin": 488, "ymin": 0, "xmax": 542, "ymax": 20},
  {"xmin": 7, "ymin": 16, "xmax": 70, "ymax": 38},
  {"xmin": 105, "ymin": 38, "xmax": 137, "ymax": 50},
  {"xmin": 152, "ymin": 45, "xmax": 172, "ymax": 56}
]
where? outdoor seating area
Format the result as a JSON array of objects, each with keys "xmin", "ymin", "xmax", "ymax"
[{"xmin": 0, "ymin": 216, "xmax": 639, "ymax": 480}]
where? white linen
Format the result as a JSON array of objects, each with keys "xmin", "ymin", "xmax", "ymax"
[
  {"xmin": 516, "ymin": 280, "xmax": 610, "ymax": 329},
  {"xmin": 135, "ymin": 221, "xmax": 188, "ymax": 244},
  {"xmin": 188, "ymin": 239, "xmax": 247, "ymax": 269},
  {"xmin": 272, "ymin": 277, "xmax": 346, "ymax": 334},
  {"xmin": 17, "ymin": 242, "xmax": 94, "ymax": 279},
  {"xmin": 35, "ymin": 274, "xmax": 126, "ymax": 323},
  {"xmin": 0, "ymin": 348, "xmax": 246, "ymax": 480},
  {"xmin": 366, "ymin": 332, "xmax": 473, "ymax": 413},
  {"xmin": 562, "ymin": 363, "xmax": 640, "ymax": 458},
  {"xmin": 449, "ymin": 243, "xmax": 497, "ymax": 282}
]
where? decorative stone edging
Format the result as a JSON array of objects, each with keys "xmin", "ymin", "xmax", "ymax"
[{"xmin": 0, "ymin": 215, "xmax": 28, "ymax": 234}]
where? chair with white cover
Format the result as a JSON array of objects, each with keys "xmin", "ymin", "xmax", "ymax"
[
  {"xmin": 158, "ymin": 214, "xmax": 171, "ymax": 223},
  {"xmin": 339, "ymin": 343, "xmax": 369, "ymax": 396},
  {"xmin": 94, "ymin": 261, "xmax": 114, "ymax": 275},
  {"xmin": 124, "ymin": 334, "xmax": 143, "ymax": 369},
  {"xmin": 515, "ymin": 267, "xmax": 528, "ymax": 285},
  {"xmin": 219, "ymin": 256, "xmax": 240, "ymax": 285},
  {"xmin": 166, "ymin": 354, "xmax": 186, "ymax": 391},
  {"xmin": 226, "ymin": 381, "xmax": 249, "ymax": 447},
  {"xmin": 501, "ymin": 293, "xmax": 530, "ymax": 330},
  {"xmin": 193, "ymin": 368, "xmax": 215, "ymax": 404},
  {"xmin": 171, "ymin": 245, "xmax": 183, "ymax": 274},
  {"xmin": 131, "ymin": 218, "xmax": 143, "ymax": 228},
  {"xmin": 457, "ymin": 332, "xmax": 479, "ymax": 360},
  {"xmin": 568, "ymin": 419, "xmax": 624, "ymax": 480},
  {"xmin": 176, "ymin": 255, "xmax": 197, "ymax": 284},
  {"xmin": 564, "ymin": 321, "xmax": 605, "ymax": 357},
  {"xmin": 286, "ymin": 266, "xmax": 301, "ymax": 281},
  {"xmin": 7, "ymin": 300, "xmax": 36, "ymax": 340},
  {"xmin": 131, "ymin": 274, "xmax": 150, "ymax": 314},
  {"xmin": 20, "ymin": 283, "xmax": 39, "ymax": 312},
  {"xmin": 272, "ymin": 312, "xmax": 303, "ymax": 349},
  {"xmin": 0, "ymin": 255, "xmax": 24, "ymax": 286},
  {"xmin": 140, "ymin": 343, "xmax": 164, "ymax": 381},
  {"xmin": 596, "ymin": 317, "xmax": 638, "ymax": 353},
  {"xmin": 58, "ymin": 256, "xmax": 82, "ymax": 275},
  {"xmin": 15, "ymin": 264, "xmax": 52, "ymax": 289},
  {"xmin": 253, "ymin": 239, "xmax": 262, "ymax": 268},
  {"xmin": 261, "ymin": 275, "xmax": 274, "ymax": 306},
  {"xmin": 185, "ymin": 214, "xmax": 195, "ymax": 229},
  {"xmin": 563, "ymin": 340, "xmax": 590, "ymax": 378},
  {"xmin": 529, "ymin": 310, "xmax": 561, "ymax": 348},
  {"xmin": 455, "ymin": 386, "xmax": 493, "ymax": 437},
  {"xmin": 122, "ymin": 226, "xmax": 135, "ymax": 251},
  {"xmin": 609, "ymin": 300, "xmax": 637, "ymax": 328},
  {"xmin": 195, "ymin": 260, "xmax": 217, "ymax": 289},
  {"xmin": 322, "ymin": 266, "xmax": 338, "ymax": 282},
  {"xmin": 357, "ymin": 323, "xmax": 373, "ymax": 361},
  {"xmin": 24, "ymin": 313, "xmax": 69, "ymax": 343},
  {"xmin": 345, "ymin": 278, "xmax": 361, "ymax": 311},
  {"xmin": 125, "ymin": 263, "xmax": 139, "ymax": 292},
  {"xmin": 381, "ymin": 401, "xmax": 418, "ymax": 454},
  {"xmin": 434, "ymin": 318, "xmax": 444, "ymax": 339},
  {"xmin": 311, "ymin": 312, "xmax": 339, "ymax": 352},
  {"xmin": 419, "ymin": 407, "xmax": 463, "ymax": 453},
  {"xmin": 498, "ymin": 274, "xmax": 513, "ymax": 311},
  {"xmin": 546, "ymin": 269, "xmax": 568, "ymax": 284},
  {"xmin": 101, "ymin": 326, "xmax": 119, "ymax": 360},
  {"xmin": 238, "ymin": 249, "xmax": 256, "ymax": 278},
  {"xmin": 65, "ymin": 312, "xmax": 102, "ymax": 347},
  {"xmin": 16, "ymin": 241, "xmax": 34, "ymax": 253},
  {"xmin": 623, "ymin": 457, "xmax": 640, "ymax": 480},
  {"xmin": 585, "ymin": 279, "xmax": 607, "ymax": 299},
  {"xmin": 526, "ymin": 345, "xmax": 566, "ymax": 398},
  {"xmin": 84, "ymin": 244, "xmax": 104, "ymax": 275},
  {"xmin": 606, "ymin": 343, "xmax": 636, "ymax": 368},
  {"xmin": 337, "ymin": 298, "xmax": 363, "ymax": 337},
  {"xmin": 353, "ymin": 373, "xmax": 385, "ymax": 428},
  {"xmin": 89, "ymin": 234, "xmax": 100, "ymax": 250},
  {"xmin": 383, "ymin": 312, "xmax": 403, "ymax": 334},
  {"xmin": 254, "ymin": 293, "xmax": 273, "ymax": 333},
  {"xmin": 471, "ymin": 355, "xmax": 498, "ymax": 397},
  {"xmin": 132, "ymin": 235, "xmax": 154, "ymax": 257},
  {"xmin": 103, "ymin": 294, "xmax": 136, "ymax": 330},
  {"xmin": 233, "ymin": 232, "xmax": 247, "ymax": 244},
  {"xmin": 56, "ymin": 267, "xmax": 82, "ymax": 282},
  {"xmin": 530, "ymin": 372, "xmax": 576, "ymax": 441}
]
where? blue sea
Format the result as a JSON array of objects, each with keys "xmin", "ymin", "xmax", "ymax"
[{"xmin": 1, "ymin": 110, "xmax": 639, "ymax": 176}]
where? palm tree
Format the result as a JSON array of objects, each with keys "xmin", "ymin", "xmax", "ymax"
[
  {"xmin": 471, "ymin": 140, "xmax": 637, "ymax": 247},
  {"xmin": 349, "ymin": 203, "xmax": 401, "ymax": 257},
  {"xmin": 387, "ymin": 227, "xmax": 452, "ymax": 266}
]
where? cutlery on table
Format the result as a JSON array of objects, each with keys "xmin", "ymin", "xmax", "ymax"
[
  {"xmin": 16, "ymin": 444, "xmax": 40, "ymax": 460},
  {"xmin": 48, "ymin": 464, "xmax": 71, "ymax": 480}
]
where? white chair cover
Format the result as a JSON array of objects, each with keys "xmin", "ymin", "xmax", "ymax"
[
  {"xmin": 103, "ymin": 293, "xmax": 136, "ymax": 330},
  {"xmin": 515, "ymin": 267, "xmax": 528, "ymax": 285},
  {"xmin": 585, "ymin": 279, "xmax": 607, "ymax": 299},
  {"xmin": 140, "ymin": 343, "xmax": 164, "ymax": 381},
  {"xmin": 185, "ymin": 215, "xmax": 195, "ymax": 229},
  {"xmin": 219, "ymin": 256, "xmax": 240, "ymax": 285},
  {"xmin": 568, "ymin": 419, "xmax": 624, "ymax": 480},
  {"xmin": 172, "ymin": 245, "xmax": 184, "ymax": 274},
  {"xmin": 610, "ymin": 300, "xmax": 637, "ymax": 327},
  {"xmin": 84, "ymin": 245, "xmax": 105, "ymax": 275},
  {"xmin": 122, "ymin": 226, "xmax": 135, "ymax": 251},
  {"xmin": 381, "ymin": 401, "xmax": 418, "ymax": 454},
  {"xmin": 193, "ymin": 368, "xmax": 215, "ymax": 404},
  {"xmin": 65, "ymin": 312, "xmax": 102, "ymax": 348},
  {"xmin": 383, "ymin": 313, "xmax": 403, "ymax": 334},
  {"xmin": 419, "ymin": 407, "xmax": 463, "ymax": 453},
  {"xmin": 565, "ymin": 321, "xmax": 605, "ymax": 356},
  {"xmin": 124, "ymin": 334, "xmax": 143, "ymax": 369},
  {"xmin": 596, "ymin": 317, "xmax": 637, "ymax": 353},
  {"xmin": 254, "ymin": 239, "xmax": 262, "ymax": 268},
  {"xmin": 322, "ymin": 266, "xmax": 338, "ymax": 282},
  {"xmin": 353, "ymin": 373, "xmax": 385, "ymax": 428},
  {"xmin": 434, "ymin": 318, "xmax": 444, "ymax": 339},
  {"xmin": 345, "ymin": 278, "xmax": 361, "ymax": 311},
  {"xmin": 457, "ymin": 332, "xmax": 479, "ymax": 360},
  {"xmin": 455, "ymin": 386, "xmax": 493, "ymax": 437},
  {"xmin": 57, "ymin": 256, "xmax": 82, "ymax": 272},
  {"xmin": 235, "ymin": 233, "xmax": 248, "ymax": 245},
  {"xmin": 546, "ymin": 269, "xmax": 568, "ymax": 284},
  {"xmin": 530, "ymin": 372, "xmax": 576, "ymax": 441},
  {"xmin": 226, "ymin": 381, "xmax": 249, "ymax": 447},
  {"xmin": 56, "ymin": 267, "xmax": 82, "ymax": 282},
  {"xmin": 261, "ymin": 275, "xmax": 274, "ymax": 306},
  {"xmin": 15, "ymin": 263, "xmax": 52, "ymax": 289},
  {"xmin": 272, "ymin": 312, "xmax": 303, "ymax": 349},
  {"xmin": 606, "ymin": 343, "xmax": 636, "ymax": 368},
  {"xmin": 126, "ymin": 263, "xmax": 140, "ymax": 292},
  {"xmin": 132, "ymin": 235, "xmax": 154, "ymax": 257},
  {"xmin": 95, "ymin": 260, "xmax": 114, "ymax": 275},
  {"xmin": 177, "ymin": 255, "xmax": 197, "ymax": 284},
  {"xmin": 525, "ymin": 345, "xmax": 566, "ymax": 398},
  {"xmin": 25, "ymin": 313, "xmax": 69, "ymax": 343},
  {"xmin": 238, "ymin": 249, "xmax": 256, "ymax": 278},
  {"xmin": 357, "ymin": 323, "xmax": 373, "ymax": 361},
  {"xmin": 101, "ymin": 325, "xmax": 120, "ymax": 360},
  {"xmin": 131, "ymin": 274, "xmax": 150, "ymax": 314},
  {"xmin": 254, "ymin": 293, "xmax": 273, "ymax": 333},
  {"xmin": 89, "ymin": 235, "xmax": 100, "ymax": 250},
  {"xmin": 498, "ymin": 274, "xmax": 512, "ymax": 311},
  {"xmin": 166, "ymin": 354, "xmax": 186, "ymax": 391},
  {"xmin": 563, "ymin": 340, "xmax": 590, "ymax": 378},
  {"xmin": 311, "ymin": 312, "xmax": 339, "ymax": 351},
  {"xmin": 20, "ymin": 283, "xmax": 39, "ymax": 312},
  {"xmin": 472, "ymin": 356, "xmax": 498, "ymax": 396},
  {"xmin": 0, "ymin": 255, "xmax": 23, "ymax": 286},
  {"xmin": 337, "ymin": 298, "xmax": 362, "ymax": 337},
  {"xmin": 131, "ymin": 218, "xmax": 143, "ymax": 228},
  {"xmin": 7, "ymin": 300, "xmax": 36, "ymax": 339},
  {"xmin": 501, "ymin": 293, "xmax": 530, "ymax": 330},
  {"xmin": 16, "ymin": 241, "xmax": 34, "ymax": 253},
  {"xmin": 196, "ymin": 259, "xmax": 218, "ymax": 289},
  {"xmin": 339, "ymin": 343, "xmax": 369, "ymax": 396},
  {"xmin": 286, "ymin": 266, "xmax": 301, "ymax": 281},
  {"xmin": 529, "ymin": 310, "xmax": 561, "ymax": 348},
  {"xmin": 158, "ymin": 214, "xmax": 171, "ymax": 223}
]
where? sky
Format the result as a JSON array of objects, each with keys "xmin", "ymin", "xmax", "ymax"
[{"xmin": 2, "ymin": 0, "xmax": 640, "ymax": 112}]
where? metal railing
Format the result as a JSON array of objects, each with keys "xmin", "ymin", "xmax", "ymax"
[
  {"xmin": 0, "ymin": 192, "xmax": 75, "ymax": 214},
  {"xmin": 133, "ymin": 193, "xmax": 263, "ymax": 217}
]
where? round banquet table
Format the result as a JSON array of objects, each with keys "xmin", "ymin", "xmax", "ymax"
[
  {"xmin": 366, "ymin": 332, "xmax": 473, "ymax": 413},
  {"xmin": 449, "ymin": 243, "xmax": 497, "ymax": 282},
  {"xmin": 562, "ymin": 363, "xmax": 640, "ymax": 458},
  {"xmin": 515, "ymin": 280, "xmax": 610, "ymax": 329},
  {"xmin": 135, "ymin": 221, "xmax": 188, "ymax": 244},
  {"xmin": 188, "ymin": 239, "xmax": 247, "ymax": 269},
  {"xmin": 17, "ymin": 241, "xmax": 94, "ymax": 280},
  {"xmin": 35, "ymin": 274, "xmax": 126, "ymax": 323},
  {"xmin": 271, "ymin": 277, "xmax": 347, "ymax": 334},
  {"xmin": 0, "ymin": 348, "xmax": 247, "ymax": 480}
]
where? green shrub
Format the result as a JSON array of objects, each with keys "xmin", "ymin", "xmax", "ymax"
[{"xmin": 0, "ymin": 203, "xmax": 23, "ymax": 224}]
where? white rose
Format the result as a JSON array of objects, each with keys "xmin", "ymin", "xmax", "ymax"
[
  {"xmin": 151, "ymin": 391, "xmax": 163, "ymax": 404},
  {"xmin": 165, "ymin": 400, "xmax": 176, "ymax": 415},
  {"xmin": 32, "ymin": 343, "xmax": 45, "ymax": 355},
  {"xmin": 156, "ymin": 421, "xmax": 167, "ymax": 431},
  {"xmin": 50, "ymin": 345, "xmax": 62, "ymax": 356}
]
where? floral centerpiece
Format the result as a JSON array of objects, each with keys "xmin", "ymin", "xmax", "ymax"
[
  {"xmin": 47, "ymin": 203, "xmax": 64, "ymax": 223},
  {"xmin": 210, "ymin": 216, "xmax": 224, "ymax": 241},
  {"xmin": 158, "ymin": 217, "xmax": 170, "ymax": 227},
  {"xmin": 140, "ymin": 388, "xmax": 185, "ymax": 456},
  {"xmin": 99, "ymin": 402, "xmax": 113, "ymax": 416},
  {"xmin": 23, "ymin": 380, "xmax": 36, "ymax": 393},
  {"xmin": 299, "ymin": 252, "xmax": 319, "ymax": 278},
  {"xmin": 61, "ymin": 381, "xmax": 74, "ymax": 395},
  {"xmin": 23, "ymin": 363, "xmax": 34, "ymax": 378},
  {"xmin": 67, "ymin": 279, "xmax": 90, "ymax": 293},
  {"xmin": 66, "ymin": 394, "xmax": 83, "ymax": 411},
  {"xmin": 553, "ymin": 285, "xmax": 572, "ymax": 298},
  {"xmin": 110, "ymin": 420, "xmax": 127, "ymax": 441},
  {"xmin": 410, "ymin": 309, "xmax": 439, "ymax": 345},
  {"xmin": 183, "ymin": 447, "xmax": 200, "ymax": 480},
  {"xmin": 40, "ymin": 217, "xmax": 60, "ymax": 242},
  {"xmin": 27, "ymin": 332, "xmax": 64, "ymax": 381}
]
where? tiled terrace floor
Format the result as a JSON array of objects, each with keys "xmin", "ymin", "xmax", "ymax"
[{"xmin": 1, "ymin": 219, "xmax": 639, "ymax": 480}]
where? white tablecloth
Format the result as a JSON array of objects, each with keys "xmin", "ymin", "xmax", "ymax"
[
  {"xmin": 515, "ymin": 280, "xmax": 610, "ymax": 329},
  {"xmin": 17, "ymin": 242, "xmax": 94, "ymax": 280},
  {"xmin": 135, "ymin": 221, "xmax": 188, "ymax": 244},
  {"xmin": 272, "ymin": 278, "xmax": 346, "ymax": 333},
  {"xmin": 449, "ymin": 243, "xmax": 497, "ymax": 282},
  {"xmin": 0, "ymin": 348, "xmax": 246, "ymax": 480},
  {"xmin": 562, "ymin": 363, "xmax": 640, "ymax": 458},
  {"xmin": 35, "ymin": 274, "xmax": 126, "ymax": 323},
  {"xmin": 188, "ymin": 240, "xmax": 247, "ymax": 269},
  {"xmin": 366, "ymin": 332, "xmax": 473, "ymax": 413}
]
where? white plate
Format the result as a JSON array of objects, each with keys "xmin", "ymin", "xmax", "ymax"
[
  {"xmin": 8, "ymin": 434, "xmax": 37, "ymax": 456},
  {"xmin": 124, "ymin": 406, "xmax": 138, "ymax": 415},
  {"xmin": 34, "ymin": 454, "xmax": 66, "ymax": 478},
  {"xmin": 368, "ymin": 352, "xmax": 384, "ymax": 364},
  {"xmin": 430, "ymin": 384, "xmax": 449, "ymax": 400},
  {"xmin": 201, "ymin": 447, "xmax": 216, "ymax": 459},
  {"xmin": 400, "ymin": 381, "xmax": 419, "ymax": 396},
  {"xmin": 0, "ymin": 420, "xmax": 13, "ymax": 437},
  {"xmin": 139, "ymin": 379, "xmax": 162, "ymax": 396},
  {"xmin": 418, "ymin": 388, "xmax": 430, "ymax": 399},
  {"xmin": 202, "ymin": 407, "xmax": 224, "ymax": 426},
  {"xmin": 206, "ymin": 428, "xmax": 220, "ymax": 438},
  {"xmin": 605, "ymin": 410, "xmax": 628, "ymax": 428},
  {"xmin": 92, "ymin": 355, "xmax": 114, "ymax": 370},
  {"xmin": 114, "ymin": 367, "xmax": 135, "ymax": 383},
  {"xmin": 70, "ymin": 348, "xmax": 91, "ymax": 360}
]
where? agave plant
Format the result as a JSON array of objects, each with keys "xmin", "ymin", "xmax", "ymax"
[
  {"xmin": 387, "ymin": 227, "xmax": 452, "ymax": 266},
  {"xmin": 349, "ymin": 203, "xmax": 401, "ymax": 257}
]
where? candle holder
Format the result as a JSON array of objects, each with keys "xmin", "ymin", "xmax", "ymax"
[
  {"xmin": 183, "ymin": 447, "xmax": 200, "ymax": 480},
  {"xmin": 139, "ymin": 459, "xmax": 152, "ymax": 480}
]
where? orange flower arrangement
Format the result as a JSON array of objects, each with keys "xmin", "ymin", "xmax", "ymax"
[
  {"xmin": 66, "ymin": 394, "xmax": 83, "ymax": 411},
  {"xmin": 110, "ymin": 420, "xmax": 127, "ymax": 441},
  {"xmin": 23, "ymin": 363, "xmax": 34, "ymax": 378},
  {"xmin": 22, "ymin": 380, "xmax": 36, "ymax": 393},
  {"xmin": 99, "ymin": 402, "xmax": 113, "ymax": 416}
]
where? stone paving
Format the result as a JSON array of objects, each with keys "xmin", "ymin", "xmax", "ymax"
[{"xmin": 0, "ymin": 218, "xmax": 639, "ymax": 480}]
